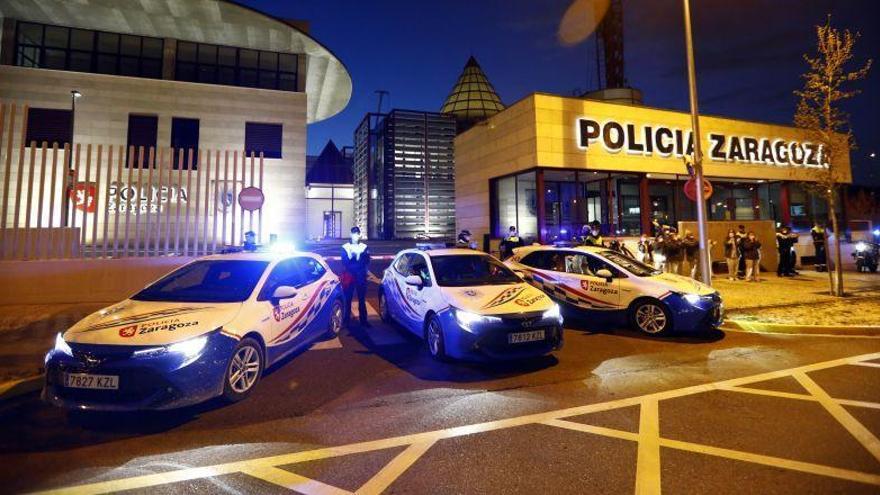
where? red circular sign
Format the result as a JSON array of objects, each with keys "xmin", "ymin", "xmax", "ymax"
[
  {"xmin": 238, "ymin": 187, "xmax": 264, "ymax": 211},
  {"xmin": 684, "ymin": 178, "xmax": 713, "ymax": 201}
]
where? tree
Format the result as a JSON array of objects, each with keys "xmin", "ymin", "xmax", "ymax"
[{"xmin": 794, "ymin": 18, "xmax": 871, "ymax": 297}]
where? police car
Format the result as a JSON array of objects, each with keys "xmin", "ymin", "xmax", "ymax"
[
  {"xmin": 505, "ymin": 245, "xmax": 722, "ymax": 335},
  {"xmin": 43, "ymin": 251, "xmax": 343, "ymax": 411},
  {"xmin": 378, "ymin": 248, "xmax": 564, "ymax": 361}
]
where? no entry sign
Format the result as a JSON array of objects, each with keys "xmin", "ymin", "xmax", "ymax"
[
  {"xmin": 683, "ymin": 178, "xmax": 713, "ymax": 201},
  {"xmin": 238, "ymin": 187, "xmax": 264, "ymax": 211}
]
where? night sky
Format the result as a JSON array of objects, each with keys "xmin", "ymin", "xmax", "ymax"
[{"xmin": 242, "ymin": 0, "xmax": 879, "ymax": 185}]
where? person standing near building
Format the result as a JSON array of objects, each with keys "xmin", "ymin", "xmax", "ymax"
[
  {"xmin": 499, "ymin": 226, "xmax": 523, "ymax": 259},
  {"xmin": 723, "ymin": 229, "xmax": 739, "ymax": 281},
  {"xmin": 742, "ymin": 231, "xmax": 762, "ymax": 282},
  {"xmin": 457, "ymin": 229, "xmax": 477, "ymax": 250},
  {"xmin": 776, "ymin": 226, "xmax": 798, "ymax": 276},
  {"xmin": 665, "ymin": 232, "xmax": 684, "ymax": 275},
  {"xmin": 636, "ymin": 234, "xmax": 653, "ymax": 265},
  {"xmin": 682, "ymin": 230, "xmax": 699, "ymax": 278},
  {"xmin": 735, "ymin": 224, "xmax": 747, "ymax": 278},
  {"xmin": 341, "ymin": 226, "xmax": 371, "ymax": 328},
  {"xmin": 811, "ymin": 222, "xmax": 827, "ymax": 272}
]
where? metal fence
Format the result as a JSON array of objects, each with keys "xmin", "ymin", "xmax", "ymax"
[{"xmin": 0, "ymin": 102, "xmax": 265, "ymax": 260}]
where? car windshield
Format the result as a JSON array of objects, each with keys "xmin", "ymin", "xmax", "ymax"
[
  {"xmin": 600, "ymin": 251, "xmax": 662, "ymax": 277},
  {"xmin": 431, "ymin": 254, "xmax": 521, "ymax": 287},
  {"xmin": 132, "ymin": 260, "xmax": 269, "ymax": 303}
]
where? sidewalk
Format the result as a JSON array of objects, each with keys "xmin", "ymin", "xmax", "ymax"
[{"xmin": 715, "ymin": 270, "xmax": 880, "ymax": 327}]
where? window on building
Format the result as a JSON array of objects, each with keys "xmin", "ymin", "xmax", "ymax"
[
  {"xmin": 15, "ymin": 21, "xmax": 162, "ymax": 78},
  {"xmin": 171, "ymin": 118, "xmax": 200, "ymax": 169},
  {"xmin": 175, "ymin": 41, "xmax": 298, "ymax": 92},
  {"xmin": 126, "ymin": 115, "xmax": 158, "ymax": 167},
  {"xmin": 245, "ymin": 122, "xmax": 283, "ymax": 159},
  {"xmin": 25, "ymin": 108, "xmax": 72, "ymax": 147}
]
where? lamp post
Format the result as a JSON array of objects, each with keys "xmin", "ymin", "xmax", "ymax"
[
  {"xmin": 682, "ymin": 0, "xmax": 712, "ymax": 286},
  {"xmin": 63, "ymin": 90, "xmax": 82, "ymax": 227}
]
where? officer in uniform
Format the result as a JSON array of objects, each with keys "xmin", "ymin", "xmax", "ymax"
[
  {"xmin": 457, "ymin": 229, "xmax": 477, "ymax": 249},
  {"xmin": 499, "ymin": 226, "xmax": 523, "ymax": 259},
  {"xmin": 776, "ymin": 226, "xmax": 798, "ymax": 276},
  {"xmin": 341, "ymin": 226, "xmax": 371, "ymax": 328}
]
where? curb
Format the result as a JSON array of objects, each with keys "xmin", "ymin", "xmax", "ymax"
[
  {"xmin": 0, "ymin": 374, "xmax": 43, "ymax": 403},
  {"xmin": 724, "ymin": 319, "xmax": 880, "ymax": 337}
]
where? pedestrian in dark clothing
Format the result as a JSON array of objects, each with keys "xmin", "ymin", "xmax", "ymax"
[
  {"xmin": 682, "ymin": 230, "xmax": 699, "ymax": 278},
  {"xmin": 457, "ymin": 229, "xmax": 477, "ymax": 250},
  {"xmin": 653, "ymin": 234, "xmax": 666, "ymax": 271},
  {"xmin": 811, "ymin": 223, "xmax": 827, "ymax": 271},
  {"xmin": 776, "ymin": 226, "xmax": 798, "ymax": 276},
  {"xmin": 341, "ymin": 226, "xmax": 371, "ymax": 328},
  {"xmin": 735, "ymin": 224, "xmax": 747, "ymax": 278},
  {"xmin": 665, "ymin": 233, "xmax": 685, "ymax": 275},
  {"xmin": 742, "ymin": 232, "xmax": 762, "ymax": 281},
  {"xmin": 637, "ymin": 234, "xmax": 653, "ymax": 265},
  {"xmin": 499, "ymin": 226, "xmax": 524, "ymax": 259},
  {"xmin": 723, "ymin": 229, "xmax": 739, "ymax": 281}
]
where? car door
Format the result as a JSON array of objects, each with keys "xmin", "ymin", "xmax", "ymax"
[
  {"xmin": 386, "ymin": 253, "xmax": 424, "ymax": 334},
  {"xmin": 570, "ymin": 252, "xmax": 622, "ymax": 311},
  {"xmin": 256, "ymin": 257, "xmax": 324, "ymax": 356}
]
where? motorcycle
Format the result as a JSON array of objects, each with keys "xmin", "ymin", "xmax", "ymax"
[{"xmin": 852, "ymin": 241, "xmax": 879, "ymax": 273}]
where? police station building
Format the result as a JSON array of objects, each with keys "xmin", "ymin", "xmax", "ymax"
[{"xmin": 455, "ymin": 93, "xmax": 851, "ymax": 244}]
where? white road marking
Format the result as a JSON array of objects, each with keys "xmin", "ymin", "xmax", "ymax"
[{"xmin": 33, "ymin": 351, "xmax": 880, "ymax": 495}]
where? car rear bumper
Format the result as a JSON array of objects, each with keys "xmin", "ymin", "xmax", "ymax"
[
  {"xmin": 43, "ymin": 332, "xmax": 238, "ymax": 411},
  {"xmin": 438, "ymin": 309, "xmax": 564, "ymax": 361}
]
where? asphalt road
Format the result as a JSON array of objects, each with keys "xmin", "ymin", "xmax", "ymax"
[{"xmin": 1, "ymin": 260, "xmax": 879, "ymax": 494}]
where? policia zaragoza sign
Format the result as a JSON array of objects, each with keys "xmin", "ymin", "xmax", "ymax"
[{"xmin": 576, "ymin": 118, "xmax": 828, "ymax": 168}]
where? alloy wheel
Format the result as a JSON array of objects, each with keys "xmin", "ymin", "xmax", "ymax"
[
  {"xmin": 228, "ymin": 345, "xmax": 261, "ymax": 393},
  {"xmin": 427, "ymin": 319, "xmax": 442, "ymax": 356},
  {"xmin": 636, "ymin": 303, "xmax": 668, "ymax": 334}
]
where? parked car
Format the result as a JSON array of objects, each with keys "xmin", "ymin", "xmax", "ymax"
[
  {"xmin": 505, "ymin": 245, "xmax": 723, "ymax": 335},
  {"xmin": 378, "ymin": 248, "xmax": 563, "ymax": 361},
  {"xmin": 43, "ymin": 251, "xmax": 343, "ymax": 411}
]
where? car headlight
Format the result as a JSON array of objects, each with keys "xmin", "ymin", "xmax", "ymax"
[
  {"xmin": 542, "ymin": 303, "xmax": 562, "ymax": 321},
  {"xmin": 132, "ymin": 334, "xmax": 208, "ymax": 359},
  {"xmin": 53, "ymin": 333, "xmax": 73, "ymax": 357},
  {"xmin": 682, "ymin": 293, "xmax": 703, "ymax": 305},
  {"xmin": 855, "ymin": 242, "xmax": 867, "ymax": 252},
  {"xmin": 453, "ymin": 308, "xmax": 501, "ymax": 331}
]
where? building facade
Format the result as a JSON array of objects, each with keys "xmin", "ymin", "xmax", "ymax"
[
  {"xmin": 456, "ymin": 93, "xmax": 851, "ymax": 244},
  {"xmin": 0, "ymin": 0, "xmax": 351, "ymax": 258},
  {"xmin": 353, "ymin": 109, "xmax": 455, "ymax": 240},
  {"xmin": 305, "ymin": 140, "xmax": 353, "ymax": 240}
]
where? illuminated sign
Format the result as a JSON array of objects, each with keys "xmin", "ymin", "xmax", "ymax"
[
  {"xmin": 107, "ymin": 182, "xmax": 188, "ymax": 213},
  {"xmin": 576, "ymin": 118, "xmax": 827, "ymax": 168}
]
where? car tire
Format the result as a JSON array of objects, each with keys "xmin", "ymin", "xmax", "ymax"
[
  {"xmin": 324, "ymin": 298, "xmax": 344, "ymax": 338},
  {"xmin": 425, "ymin": 315, "xmax": 448, "ymax": 361},
  {"xmin": 630, "ymin": 299, "xmax": 672, "ymax": 336},
  {"xmin": 222, "ymin": 337, "xmax": 263, "ymax": 403},
  {"xmin": 378, "ymin": 290, "xmax": 393, "ymax": 324}
]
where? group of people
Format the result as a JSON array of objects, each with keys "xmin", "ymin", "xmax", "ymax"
[
  {"xmin": 636, "ymin": 228, "xmax": 710, "ymax": 280},
  {"xmin": 720, "ymin": 226, "xmax": 763, "ymax": 282}
]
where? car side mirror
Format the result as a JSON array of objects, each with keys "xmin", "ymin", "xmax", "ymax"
[
  {"xmin": 513, "ymin": 269, "xmax": 526, "ymax": 279},
  {"xmin": 271, "ymin": 285, "xmax": 297, "ymax": 305},
  {"xmin": 595, "ymin": 269, "xmax": 614, "ymax": 282},
  {"xmin": 404, "ymin": 275, "xmax": 424, "ymax": 289}
]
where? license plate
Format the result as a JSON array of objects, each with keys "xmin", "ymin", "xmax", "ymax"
[
  {"xmin": 508, "ymin": 330, "xmax": 546, "ymax": 344},
  {"xmin": 63, "ymin": 373, "xmax": 119, "ymax": 390}
]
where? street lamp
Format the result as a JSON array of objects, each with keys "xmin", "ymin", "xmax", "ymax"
[
  {"xmin": 681, "ymin": 0, "xmax": 712, "ymax": 286},
  {"xmin": 63, "ymin": 90, "xmax": 82, "ymax": 226}
]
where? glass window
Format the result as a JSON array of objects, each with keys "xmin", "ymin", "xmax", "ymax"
[
  {"xmin": 126, "ymin": 115, "xmax": 158, "ymax": 167},
  {"xmin": 25, "ymin": 107, "xmax": 72, "ymax": 147},
  {"xmin": 171, "ymin": 118, "xmax": 200, "ymax": 168},
  {"xmin": 173, "ymin": 41, "xmax": 298, "ymax": 92},
  {"xmin": 177, "ymin": 41, "xmax": 197, "ymax": 62},
  {"xmin": 133, "ymin": 260, "xmax": 268, "ymax": 303},
  {"xmin": 516, "ymin": 172, "xmax": 538, "ymax": 240},
  {"xmin": 407, "ymin": 254, "xmax": 432, "ymax": 286},
  {"xmin": 258, "ymin": 259, "xmax": 304, "ymax": 300},
  {"xmin": 295, "ymin": 257, "xmax": 326, "ymax": 286},
  {"xmin": 15, "ymin": 21, "xmax": 161, "ymax": 79},
  {"xmin": 393, "ymin": 253, "xmax": 410, "ymax": 275},
  {"xmin": 430, "ymin": 254, "xmax": 519, "ymax": 287},
  {"xmin": 245, "ymin": 122, "xmax": 283, "ymax": 159}
]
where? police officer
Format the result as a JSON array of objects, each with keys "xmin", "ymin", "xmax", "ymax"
[
  {"xmin": 811, "ymin": 223, "xmax": 827, "ymax": 272},
  {"xmin": 457, "ymin": 229, "xmax": 477, "ymax": 250},
  {"xmin": 242, "ymin": 231, "xmax": 257, "ymax": 252},
  {"xmin": 341, "ymin": 226, "xmax": 371, "ymax": 328},
  {"xmin": 583, "ymin": 221, "xmax": 605, "ymax": 247},
  {"xmin": 499, "ymin": 226, "xmax": 523, "ymax": 259},
  {"xmin": 776, "ymin": 226, "xmax": 798, "ymax": 276}
]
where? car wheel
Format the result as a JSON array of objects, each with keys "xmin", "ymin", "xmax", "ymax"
[
  {"xmin": 631, "ymin": 300, "xmax": 672, "ymax": 335},
  {"xmin": 222, "ymin": 338, "xmax": 263, "ymax": 403},
  {"xmin": 378, "ymin": 290, "xmax": 393, "ymax": 324},
  {"xmin": 425, "ymin": 315, "xmax": 448, "ymax": 361},
  {"xmin": 325, "ymin": 298, "xmax": 344, "ymax": 338}
]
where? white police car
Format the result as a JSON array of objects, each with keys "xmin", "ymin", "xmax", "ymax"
[
  {"xmin": 505, "ymin": 245, "xmax": 722, "ymax": 335},
  {"xmin": 43, "ymin": 251, "xmax": 343, "ymax": 411},
  {"xmin": 378, "ymin": 248, "xmax": 564, "ymax": 361}
]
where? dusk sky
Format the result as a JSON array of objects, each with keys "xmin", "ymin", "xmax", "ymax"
[{"xmin": 242, "ymin": 0, "xmax": 879, "ymax": 185}]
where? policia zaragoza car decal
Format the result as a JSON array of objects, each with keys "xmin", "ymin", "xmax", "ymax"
[
  {"xmin": 391, "ymin": 279, "xmax": 422, "ymax": 320},
  {"xmin": 79, "ymin": 306, "xmax": 213, "ymax": 333},
  {"xmin": 269, "ymin": 280, "xmax": 334, "ymax": 346},
  {"xmin": 519, "ymin": 267, "xmax": 619, "ymax": 310}
]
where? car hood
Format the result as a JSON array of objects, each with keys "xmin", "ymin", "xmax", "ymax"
[
  {"xmin": 442, "ymin": 282, "xmax": 553, "ymax": 316},
  {"xmin": 64, "ymin": 299, "xmax": 242, "ymax": 346},
  {"xmin": 649, "ymin": 273, "xmax": 716, "ymax": 296}
]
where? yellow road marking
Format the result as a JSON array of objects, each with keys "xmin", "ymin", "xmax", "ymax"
[
  {"xmin": 635, "ymin": 400, "xmax": 661, "ymax": 495},
  {"xmin": 541, "ymin": 418, "xmax": 639, "ymax": 442},
  {"xmin": 32, "ymin": 351, "xmax": 880, "ymax": 495},
  {"xmin": 852, "ymin": 362, "xmax": 880, "ymax": 368},
  {"xmin": 721, "ymin": 385, "xmax": 880, "ymax": 410},
  {"xmin": 356, "ymin": 441, "xmax": 436, "ymax": 495},
  {"xmin": 241, "ymin": 465, "xmax": 352, "ymax": 495},
  {"xmin": 793, "ymin": 371, "xmax": 880, "ymax": 463}
]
